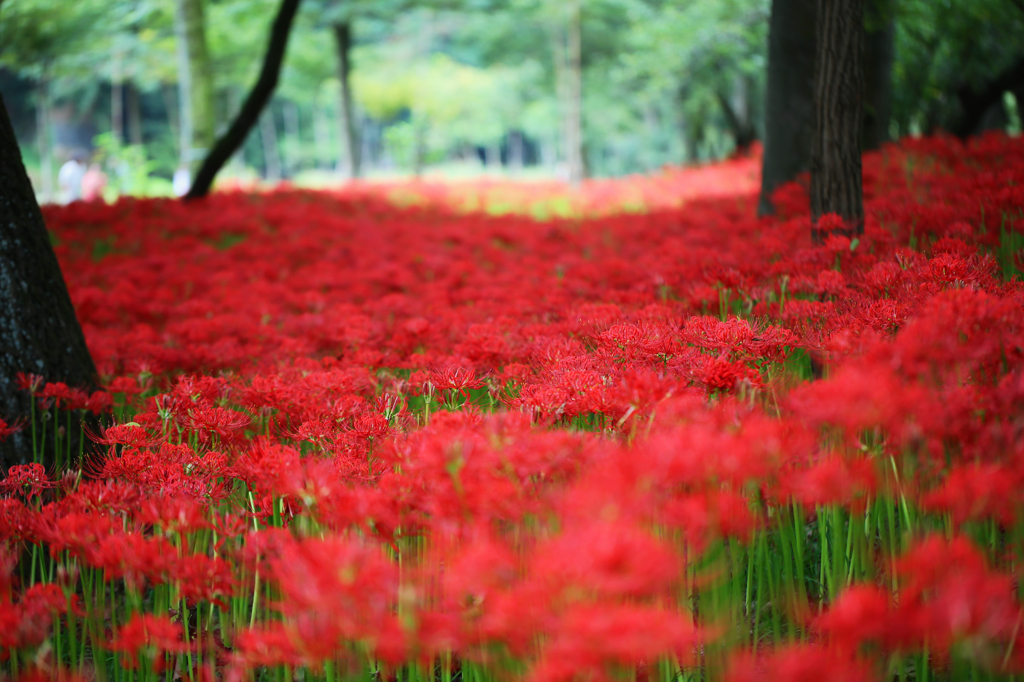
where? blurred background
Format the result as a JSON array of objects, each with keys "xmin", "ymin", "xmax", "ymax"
[{"xmin": 0, "ymin": 0, "xmax": 1021, "ymax": 203}]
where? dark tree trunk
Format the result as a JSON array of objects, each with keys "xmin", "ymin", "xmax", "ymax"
[
  {"xmin": 185, "ymin": 0, "xmax": 301, "ymax": 199},
  {"xmin": 0, "ymin": 94, "xmax": 100, "ymax": 468},
  {"xmin": 758, "ymin": 0, "xmax": 817, "ymax": 215},
  {"xmin": 810, "ymin": 0, "xmax": 866, "ymax": 244},
  {"xmin": 333, "ymin": 21, "xmax": 360, "ymax": 178},
  {"xmin": 862, "ymin": 0, "xmax": 894, "ymax": 150}
]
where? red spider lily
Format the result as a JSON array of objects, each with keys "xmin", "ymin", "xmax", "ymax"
[
  {"xmin": 815, "ymin": 584, "xmax": 891, "ymax": 653},
  {"xmin": 90, "ymin": 422, "xmax": 164, "ymax": 448},
  {"xmin": 779, "ymin": 455, "xmax": 878, "ymax": 511},
  {"xmin": 108, "ymin": 613, "xmax": 187, "ymax": 667},
  {"xmin": 0, "ymin": 418, "xmax": 23, "ymax": 443},
  {"xmin": 889, "ymin": 535, "xmax": 1022, "ymax": 653},
  {"xmin": 264, "ymin": 535, "xmax": 405, "ymax": 664},
  {"xmin": 170, "ymin": 552, "xmax": 236, "ymax": 605},
  {"xmin": 15, "ymin": 372, "xmax": 43, "ymax": 395},
  {"xmin": 530, "ymin": 520, "xmax": 683, "ymax": 600},
  {"xmin": 529, "ymin": 604, "xmax": 703, "ymax": 682},
  {"xmin": 726, "ymin": 644, "xmax": 880, "ymax": 682},
  {"xmin": 0, "ymin": 464, "xmax": 55, "ymax": 500},
  {"xmin": 430, "ymin": 366, "xmax": 484, "ymax": 401},
  {"xmin": 0, "ymin": 583, "xmax": 75, "ymax": 650},
  {"xmin": 107, "ymin": 375, "xmax": 146, "ymax": 395},
  {"xmin": 38, "ymin": 382, "xmax": 90, "ymax": 410},
  {"xmin": 183, "ymin": 405, "xmax": 251, "ymax": 445}
]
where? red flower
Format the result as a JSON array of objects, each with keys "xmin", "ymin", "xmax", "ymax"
[{"xmin": 108, "ymin": 613, "xmax": 186, "ymax": 667}]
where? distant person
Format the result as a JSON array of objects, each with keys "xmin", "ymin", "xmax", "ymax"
[
  {"xmin": 81, "ymin": 162, "xmax": 107, "ymax": 202},
  {"xmin": 57, "ymin": 152, "xmax": 86, "ymax": 204},
  {"xmin": 173, "ymin": 165, "xmax": 191, "ymax": 197}
]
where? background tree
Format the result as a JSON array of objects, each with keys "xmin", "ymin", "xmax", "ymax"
[
  {"xmin": 809, "ymin": 0, "xmax": 865, "ymax": 243},
  {"xmin": 187, "ymin": 0, "xmax": 302, "ymax": 197},
  {"xmin": 174, "ymin": 0, "xmax": 216, "ymax": 173}
]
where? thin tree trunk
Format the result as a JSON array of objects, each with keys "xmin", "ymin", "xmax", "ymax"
[
  {"xmin": 758, "ymin": 0, "xmax": 817, "ymax": 215},
  {"xmin": 810, "ymin": 0, "xmax": 865, "ymax": 244},
  {"xmin": 550, "ymin": 27, "xmax": 567, "ymax": 174},
  {"xmin": 126, "ymin": 81, "xmax": 143, "ymax": 146},
  {"xmin": 162, "ymin": 83, "xmax": 182, "ymax": 158},
  {"xmin": 333, "ymin": 21, "xmax": 360, "ymax": 178},
  {"xmin": 509, "ymin": 130, "xmax": 524, "ymax": 172},
  {"xmin": 313, "ymin": 94, "xmax": 329, "ymax": 170},
  {"xmin": 565, "ymin": 0, "xmax": 584, "ymax": 186},
  {"xmin": 173, "ymin": 0, "xmax": 215, "ymax": 171},
  {"xmin": 35, "ymin": 79, "xmax": 53, "ymax": 204},
  {"xmin": 0, "ymin": 93, "xmax": 100, "ymax": 468},
  {"xmin": 283, "ymin": 99, "xmax": 300, "ymax": 177},
  {"xmin": 412, "ymin": 120, "xmax": 426, "ymax": 177},
  {"xmin": 260, "ymin": 105, "xmax": 281, "ymax": 182},
  {"xmin": 111, "ymin": 51, "xmax": 124, "ymax": 145},
  {"xmin": 186, "ymin": 0, "xmax": 301, "ymax": 199}
]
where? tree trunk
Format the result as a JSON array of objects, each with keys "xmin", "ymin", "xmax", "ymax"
[
  {"xmin": 509, "ymin": 130, "xmax": 524, "ymax": 172},
  {"xmin": 111, "ymin": 51, "xmax": 124, "ymax": 145},
  {"xmin": 862, "ymin": 0, "xmax": 894, "ymax": 150},
  {"xmin": 313, "ymin": 94, "xmax": 329, "ymax": 170},
  {"xmin": 810, "ymin": 0, "xmax": 865, "ymax": 244},
  {"xmin": 162, "ymin": 83, "xmax": 182, "ymax": 158},
  {"xmin": 186, "ymin": 0, "xmax": 301, "ymax": 199},
  {"xmin": 126, "ymin": 81, "xmax": 143, "ymax": 146},
  {"xmin": 565, "ymin": 0, "xmax": 584, "ymax": 186},
  {"xmin": 260, "ymin": 105, "xmax": 281, "ymax": 182},
  {"xmin": 35, "ymin": 79, "xmax": 53, "ymax": 204},
  {"xmin": 758, "ymin": 0, "xmax": 817, "ymax": 215},
  {"xmin": 332, "ymin": 21, "xmax": 360, "ymax": 179},
  {"xmin": 283, "ymin": 99, "xmax": 300, "ymax": 177},
  {"xmin": 173, "ymin": 0, "xmax": 215, "ymax": 172},
  {"xmin": 550, "ymin": 27, "xmax": 567, "ymax": 174},
  {"xmin": 715, "ymin": 89, "xmax": 757, "ymax": 156},
  {"xmin": 0, "ymin": 93, "xmax": 100, "ymax": 468}
]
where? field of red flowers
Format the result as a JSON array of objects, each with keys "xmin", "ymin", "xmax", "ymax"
[{"xmin": 2, "ymin": 132, "xmax": 1024, "ymax": 682}]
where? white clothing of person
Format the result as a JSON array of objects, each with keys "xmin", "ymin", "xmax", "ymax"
[
  {"xmin": 57, "ymin": 159, "xmax": 86, "ymax": 204},
  {"xmin": 173, "ymin": 167, "xmax": 191, "ymax": 197}
]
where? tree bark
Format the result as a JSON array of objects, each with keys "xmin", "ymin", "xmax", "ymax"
[
  {"xmin": 173, "ymin": 0, "xmax": 215, "ymax": 172},
  {"xmin": 0, "ymin": 93, "xmax": 100, "ymax": 468},
  {"xmin": 35, "ymin": 79, "xmax": 54, "ymax": 204},
  {"xmin": 759, "ymin": 0, "xmax": 817, "ymax": 215},
  {"xmin": 332, "ymin": 21, "xmax": 360, "ymax": 178},
  {"xmin": 185, "ymin": 0, "xmax": 301, "ymax": 199},
  {"xmin": 862, "ymin": 0, "xmax": 894, "ymax": 150},
  {"xmin": 565, "ymin": 0, "xmax": 584, "ymax": 186},
  {"xmin": 810, "ymin": 0, "xmax": 865, "ymax": 244}
]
